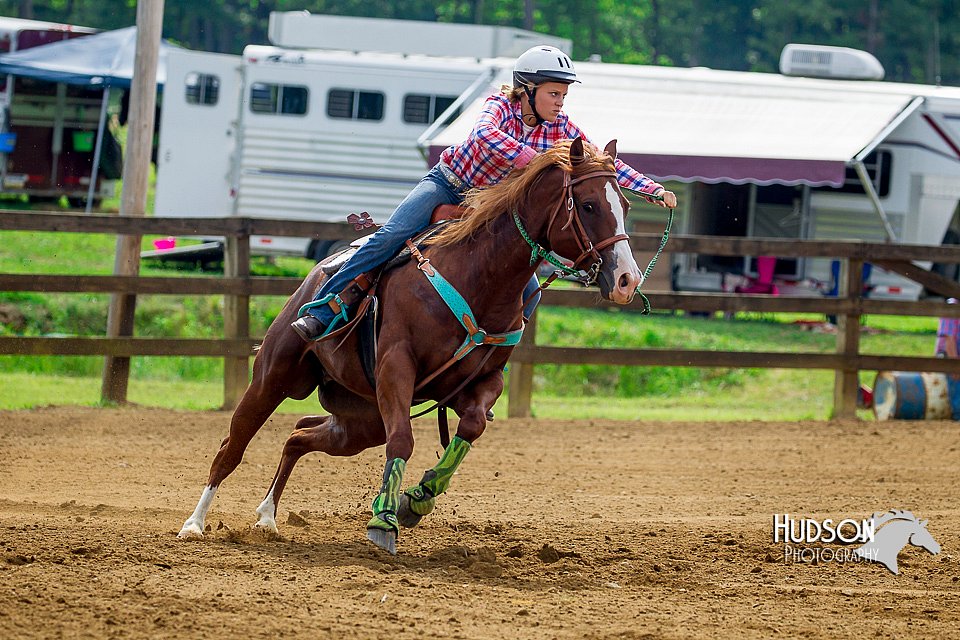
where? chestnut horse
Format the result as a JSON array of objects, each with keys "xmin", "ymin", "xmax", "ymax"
[{"xmin": 178, "ymin": 137, "xmax": 644, "ymax": 554}]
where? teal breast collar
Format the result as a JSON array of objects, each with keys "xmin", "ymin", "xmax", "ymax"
[{"xmin": 404, "ymin": 240, "xmax": 523, "ymax": 361}]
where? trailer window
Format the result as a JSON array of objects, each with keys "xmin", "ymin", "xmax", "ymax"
[
  {"xmin": 402, "ymin": 94, "xmax": 460, "ymax": 124},
  {"xmin": 327, "ymin": 89, "xmax": 384, "ymax": 121},
  {"xmin": 185, "ymin": 73, "xmax": 220, "ymax": 106},
  {"xmin": 250, "ymin": 83, "xmax": 309, "ymax": 116},
  {"xmin": 814, "ymin": 150, "xmax": 892, "ymax": 197}
]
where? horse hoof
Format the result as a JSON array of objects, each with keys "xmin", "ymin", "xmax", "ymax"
[
  {"xmin": 396, "ymin": 493, "xmax": 423, "ymax": 529},
  {"xmin": 177, "ymin": 523, "xmax": 204, "ymax": 540},
  {"xmin": 366, "ymin": 528, "xmax": 397, "ymax": 555},
  {"xmin": 253, "ymin": 519, "xmax": 278, "ymax": 534}
]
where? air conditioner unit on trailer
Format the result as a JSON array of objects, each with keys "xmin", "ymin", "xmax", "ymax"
[{"xmin": 779, "ymin": 43, "xmax": 884, "ymax": 80}]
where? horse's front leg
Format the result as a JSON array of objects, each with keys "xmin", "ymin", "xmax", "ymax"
[
  {"xmin": 365, "ymin": 347, "xmax": 419, "ymax": 555},
  {"xmin": 397, "ymin": 370, "xmax": 503, "ymax": 529}
]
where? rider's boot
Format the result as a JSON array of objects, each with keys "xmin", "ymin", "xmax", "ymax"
[
  {"xmin": 290, "ymin": 307, "xmax": 336, "ymax": 342},
  {"xmin": 291, "ymin": 273, "xmax": 375, "ymax": 342}
]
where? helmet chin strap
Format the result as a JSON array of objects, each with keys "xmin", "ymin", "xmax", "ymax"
[{"xmin": 522, "ymin": 86, "xmax": 545, "ymax": 125}]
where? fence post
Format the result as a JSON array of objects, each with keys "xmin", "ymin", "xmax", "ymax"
[
  {"xmin": 222, "ymin": 233, "xmax": 251, "ymax": 410},
  {"xmin": 100, "ymin": 2, "xmax": 163, "ymax": 404},
  {"xmin": 508, "ymin": 310, "xmax": 536, "ymax": 418},
  {"xmin": 832, "ymin": 257, "xmax": 863, "ymax": 419}
]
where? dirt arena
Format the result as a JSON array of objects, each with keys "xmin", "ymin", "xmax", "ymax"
[{"xmin": 1, "ymin": 407, "xmax": 958, "ymax": 639}]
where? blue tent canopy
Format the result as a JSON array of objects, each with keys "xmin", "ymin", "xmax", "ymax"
[
  {"xmin": 0, "ymin": 26, "xmax": 173, "ymax": 87},
  {"xmin": 0, "ymin": 25, "xmax": 175, "ymax": 211}
]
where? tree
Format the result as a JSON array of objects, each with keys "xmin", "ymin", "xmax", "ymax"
[{"xmin": 2, "ymin": 0, "xmax": 959, "ymax": 85}]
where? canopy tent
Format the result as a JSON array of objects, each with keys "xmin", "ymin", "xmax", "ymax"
[
  {"xmin": 0, "ymin": 26, "xmax": 174, "ymax": 210},
  {"xmin": 0, "ymin": 25, "xmax": 172, "ymax": 87},
  {"xmin": 424, "ymin": 61, "xmax": 947, "ymax": 188}
]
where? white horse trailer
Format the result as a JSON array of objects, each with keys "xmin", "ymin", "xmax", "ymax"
[{"xmin": 153, "ymin": 12, "xmax": 569, "ymax": 261}]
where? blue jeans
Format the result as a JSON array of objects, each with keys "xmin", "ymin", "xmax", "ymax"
[{"xmin": 305, "ymin": 164, "xmax": 541, "ymax": 325}]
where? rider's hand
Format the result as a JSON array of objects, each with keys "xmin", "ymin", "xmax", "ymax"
[{"xmin": 656, "ymin": 189, "xmax": 678, "ymax": 209}]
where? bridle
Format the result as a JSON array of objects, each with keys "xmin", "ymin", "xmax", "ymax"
[{"xmin": 514, "ymin": 167, "xmax": 627, "ymax": 286}]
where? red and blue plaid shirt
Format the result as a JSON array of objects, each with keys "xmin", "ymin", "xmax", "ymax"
[{"xmin": 439, "ymin": 93, "xmax": 663, "ymax": 196}]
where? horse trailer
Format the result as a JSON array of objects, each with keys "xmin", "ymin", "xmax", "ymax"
[
  {"xmin": 153, "ymin": 11, "xmax": 569, "ymax": 261},
  {"xmin": 425, "ymin": 45, "xmax": 960, "ymax": 300}
]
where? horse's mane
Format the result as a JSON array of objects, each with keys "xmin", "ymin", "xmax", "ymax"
[{"xmin": 430, "ymin": 139, "xmax": 616, "ymax": 247}]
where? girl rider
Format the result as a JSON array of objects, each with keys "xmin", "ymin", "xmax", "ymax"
[{"xmin": 292, "ymin": 45, "xmax": 678, "ymax": 342}]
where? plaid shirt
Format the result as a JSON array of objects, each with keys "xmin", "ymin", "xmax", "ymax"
[{"xmin": 439, "ymin": 94, "xmax": 663, "ymax": 196}]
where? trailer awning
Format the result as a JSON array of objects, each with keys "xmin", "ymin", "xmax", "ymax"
[{"xmin": 425, "ymin": 64, "xmax": 923, "ymax": 187}]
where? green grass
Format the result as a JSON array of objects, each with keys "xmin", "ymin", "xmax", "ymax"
[{"xmin": 0, "ymin": 227, "xmax": 940, "ymax": 420}]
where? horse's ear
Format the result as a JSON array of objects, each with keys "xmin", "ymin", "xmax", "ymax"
[
  {"xmin": 920, "ymin": 519, "xmax": 928, "ymax": 527},
  {"xmin": 570, "ymin": 137, "xmax": 585, "ymax": 166},
  {"xmin": 604, "ymin": 139, "xmax": 618, "ymax": 160}
]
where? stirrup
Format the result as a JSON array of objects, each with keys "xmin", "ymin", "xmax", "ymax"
[{"xmin": 297, "ymin": 294, "xmax": 349, "ymax": 340}]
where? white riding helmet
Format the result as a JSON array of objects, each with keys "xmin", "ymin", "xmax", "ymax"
[{"xmin": 513, "ymin": 45, "xmax": 579, "ymax": 87}]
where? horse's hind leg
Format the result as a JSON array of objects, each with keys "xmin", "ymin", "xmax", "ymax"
[
  {"xmin": 178, "ymin": 384, "xmax": 295, "ymax": 538},
  {"xmin": 179, "ymin": 335, "xmax": 318, "ymax": 539},
  {"xmin": 254, "ymin": 413, "xmax": 385, "ymax": 533}
]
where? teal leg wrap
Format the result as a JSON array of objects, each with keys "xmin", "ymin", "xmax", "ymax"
[
  {"xmin": 403, "ymin": 436, "xmax": 471, "ymax": 516},
  {"xmin": 368, "ymin": 458, "xmax": 406, "ymax": 534}
]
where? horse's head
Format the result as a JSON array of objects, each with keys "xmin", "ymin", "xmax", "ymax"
[
  {"xmin": 544, "ymin": 138, "xmax": 643, "ymax": 304},
  {"xmin": 435, "ymin": 138, "xmax": 644, "ymax": 304}
]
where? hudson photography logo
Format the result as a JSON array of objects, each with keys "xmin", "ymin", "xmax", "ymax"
[{"xmin": 772, "ymin": 509, "xmax": 941, "ymax": 574}]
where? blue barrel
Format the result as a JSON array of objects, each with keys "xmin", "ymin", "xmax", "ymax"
[{"xmin": 873, "ymin": 371, "xmax": 960, "ymax": 420}]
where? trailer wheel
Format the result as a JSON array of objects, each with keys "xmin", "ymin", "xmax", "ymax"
[
  {"xmin": 29, "ymin": 195, "xmax": 62, "ymax": 208},
  {"xmin": 306, "ymin": 240, "xmax": 334, "ymax": 263},
  {"xmin": 324, "ymin": 239, "xmax": 354, "ymax": 259}
]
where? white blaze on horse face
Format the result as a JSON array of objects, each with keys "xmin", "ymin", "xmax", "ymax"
[{"xmin": 603, "ymin": 182, "xmax": 643, "ymax": 301}]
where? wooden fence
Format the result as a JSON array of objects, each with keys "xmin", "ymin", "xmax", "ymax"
[{"xmin": 2, "ymin": 210, "xmax": 959, "ymax": 419}]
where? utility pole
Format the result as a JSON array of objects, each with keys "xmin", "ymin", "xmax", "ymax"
[{"xmin": 101, "ymin": 0, "xmax": 164, "ymax": 404}]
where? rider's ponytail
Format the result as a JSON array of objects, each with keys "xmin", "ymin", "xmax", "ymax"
[{"xmin": 501, "ymin": 84, "xmax": 525, "ymax": 103}]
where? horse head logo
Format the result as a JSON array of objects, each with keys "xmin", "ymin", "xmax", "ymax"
[{"xmin": 854, "ymin": 510, "xmax": 940, "ymax": 574}]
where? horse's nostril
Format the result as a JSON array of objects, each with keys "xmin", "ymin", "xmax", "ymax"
[{"xmin": 619, "ymin": 273, "xmax": 630, "ymax": 289}]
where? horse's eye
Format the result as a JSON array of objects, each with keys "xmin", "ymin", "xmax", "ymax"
[{"xmin": 583, "ymin": 203, "xmax": 594, "ymax": 214}]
